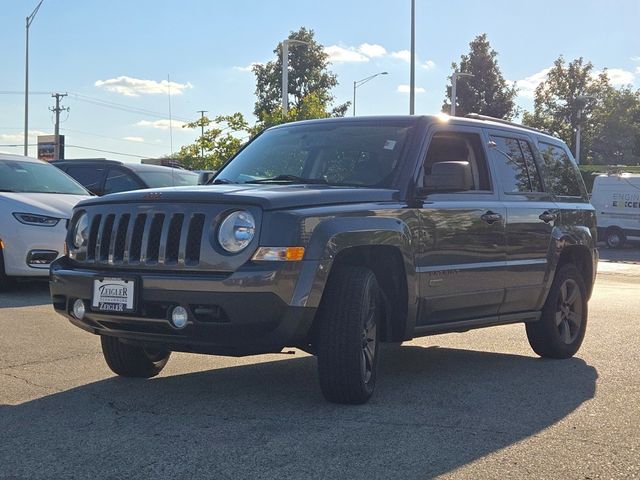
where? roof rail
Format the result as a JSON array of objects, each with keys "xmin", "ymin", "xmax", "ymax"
[
  {"xmin": 51, "ymin": 158, "xmax": 124, "ymax": 165},
  {"xmin": 465, "ymin": 113, "xmax": 551, "ymax": 136}
]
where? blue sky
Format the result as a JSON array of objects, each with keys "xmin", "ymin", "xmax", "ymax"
[{"xmin": 2, "ymin": 0, "xmax": 639, "ymax": 162}]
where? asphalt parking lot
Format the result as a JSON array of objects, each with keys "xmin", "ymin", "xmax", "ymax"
[{"xmin": 0, "ymin": 251, "xmax": 639, "ymax": 479}]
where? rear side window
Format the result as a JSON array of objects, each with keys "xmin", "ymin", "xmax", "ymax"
[
  {"xmin": 490, "ymin": 136, "xmax": 543, "ymax": 193},
  {"xmin": 538, "ymin": 142, "xmax": 583, "ymax": 197},
  {"xmin": 104, "ymin": 169, "xmax": 142, "ymax": 194},
  {"xmin": 66, "ymin": 166, "xmax": 105, "ymax": 193}
]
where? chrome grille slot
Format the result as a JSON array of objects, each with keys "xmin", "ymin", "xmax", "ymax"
[
  {"xmin": 185, "ymin": 214, "xmax": 205, "ymax": 265},
  {"xmin": 113, "ymin": 214, "xmax": 130, "ymax": 263},
  {"xmin": 165, "ymin": 214, "xmax": 184, "ymax": 264},
  {"xmin": 146, "ymin": 214, "xmax": 165, "ymax": 264},
  {"xmin": 128, "ymin": 214, "xmax": 147, "ymax": 263},
  {"xmin": 98, "ymin": 214, "xmax": 115, "ymax": 262},
  {"xmin": 86, "ymin": 214, "xmax": 102, "ymax": 261}
]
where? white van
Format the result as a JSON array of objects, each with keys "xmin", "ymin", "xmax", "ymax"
[{"xmin": 591, "ymin": 173, "xmax": 640, "ymax": 248}]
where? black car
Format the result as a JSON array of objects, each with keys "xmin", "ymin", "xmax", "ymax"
[
  {"xmin": 52, "ymin": 159, "xmax": 199, "ymax": 195},
  {"xmin": 50, "ymin": 115, "xmax": 598, "ymax": 404}
]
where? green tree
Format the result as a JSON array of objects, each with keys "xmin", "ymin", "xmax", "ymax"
[
  {"xmin": 172, "ymin": 113, "xmax": 251, "ymax": 170},
  {"xmin": 522, "ymin": 56, "xmax": 611, "ymax": 161},
  {"xmin": 443, "ymin": 34, "xmax": 518, "ymax": 119},
  {"xmin": 589, "ymin": 86, "xmax": 640, "ymax": 165},
  {"xmin": 252, "ymin": 27, "xmax": 349, "ymax": 125}
]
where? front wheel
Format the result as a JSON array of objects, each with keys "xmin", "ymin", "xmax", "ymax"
[
  {"xmin": 101, "ymin": 336, "xmax": 170, "ymax": 378},
  {"xmin": 526, "ymin": 264, "xmax": 588, "ymax": 359},
  {"xmin": 316, "ymin": 266, "xmax": 382, "ymax": 404},
  {"xmin": 605, "ymin": 227, "xmax": 626, "ymax": 249}
]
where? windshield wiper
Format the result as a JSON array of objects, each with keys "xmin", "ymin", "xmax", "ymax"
[{"xmin": 245, "ymin": 175, "xmax": 327, "ymax": 185}]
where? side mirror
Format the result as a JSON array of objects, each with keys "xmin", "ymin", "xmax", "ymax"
[{"xmin": 421, "ymin": 161, "xmax": 473, "ymax": 194}]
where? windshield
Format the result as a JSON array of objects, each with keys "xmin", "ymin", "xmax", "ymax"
[
  {"xmin": 0, "ymin": 159, "xmax": 88, "ymax": 195},
  {"xmin": 136, "ymin": 170, "xmax": 200, "ymax": 188},
  {"xmin": 215, "ymin": 122, "xmax": 414, "ymax": 187}
]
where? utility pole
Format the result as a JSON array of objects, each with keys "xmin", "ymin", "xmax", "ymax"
[
  {"xmin": 50, "ymin": 92, "xmax": 68, "ymax": 160},
  {"xmin": 197, "ymin": 110, "xmax": 208, "ymax": 160}
]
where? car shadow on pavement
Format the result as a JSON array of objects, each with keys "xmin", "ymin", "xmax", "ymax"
[
  {"xmin": 0, "ymin": 345, "xmax": 597, "ymax": 479},
  {"xmin": 0, "ymin": 280, "xmax": 50, "ymax": 309}
]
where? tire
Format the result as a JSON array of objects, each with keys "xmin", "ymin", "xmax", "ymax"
[
  {"xmin": 526, "ymin": 264, "xmax": 588, "ymax": 359},
  {"xmin": 316, "ymin": 266, "xmax": 382, "ymax": 404},
  {"xmin": 605, "ymin": 227, "xmax": 626, "ymax": 249},
  {"xmin": 101, "ymin": 336, "xmax": 170, "ymax": 378},
  {"xmin": 0, "ymin": 247, "xmax": 15, "ymax": 291}
]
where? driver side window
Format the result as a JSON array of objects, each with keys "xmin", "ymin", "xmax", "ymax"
[{"xmin": 422, "ymin": 131, "xmax": 491, "ymax": 191}]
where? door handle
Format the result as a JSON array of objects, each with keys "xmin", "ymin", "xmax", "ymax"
[
  {"xmin": 481, "ymin": 211, "xmax": 503, "ymax": 224},
  {"xmin": 539, "ymin": 211, "xmax": 558, "ymax": 223}
]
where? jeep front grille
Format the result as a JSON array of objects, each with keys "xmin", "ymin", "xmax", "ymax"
[{"xmin": 85, "ymin": 211, "xmax": 205, "ymax": 267}]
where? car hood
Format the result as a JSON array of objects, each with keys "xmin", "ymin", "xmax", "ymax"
[
  {"xmin": 0, "ymin": 192, "xmax": 91, "ymax": 218},
  {"xmin": 77, "ymin": 184, "xmax": 400, "ymax": 211}
]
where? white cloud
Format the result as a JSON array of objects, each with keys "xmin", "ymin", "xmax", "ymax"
[
  {"xmin": 631, "ymin": 56, "xmax": 640, "ymax": 62},
  {"xmin": 95, "ymin": 76, "xmax": 193, "ymax": 97},
  {"xmin": 358, "ymin": 43, "xmax": 387, "ymax": 58},
  {"xmin": 397, "ymin": 84, "xmax": 425, "ymax": 94},
  {"xmin": 391, "ymin": 50, "xmax": 411, "ymax": 62},
  {"xmin": 0, "ymin": 130, "xmax": 49, "ymax": 143},
  {"xmin": 598, "ymin": 68, "xmax": 635, "ymax": 86},
  {"xmin": 511, "ymin": 67, "xmax": 552, "ymax": 99},
  {"xmin": 233, "ymin": 62, "xmax": 263, "ymax": 72},
  {"xmin": 123, "ymin": 136, "xmax": 144, "ymax": 143},
  {"xmin": 325, "ymin": 45, "xmax": 369, "ymax": 63},
  {"xmin": 135, "ymin": 119, "xmax": 187, "ymax": 130},
  {"xmin": 422, "ymin": 60, "xmax": 436, "ymax": 70}
]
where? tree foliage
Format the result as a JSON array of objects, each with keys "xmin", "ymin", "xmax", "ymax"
[
  {"xmin": 172, "ymin": 113, "xmax": 251, "ymax": 170},
  {"xmin": 522, "ymin": 56, "xmax": 640, "ymax": 164},
  {"xmin": 252, "ymin": 27, "xmax": 349, "ymax": 123},
  {"xmin": 171, "ymin": 27, "xmax": 349, "ymax": 170},
  {"xmin": 443, "ymin": 34, "xmax": 518, "ymax": 119}
]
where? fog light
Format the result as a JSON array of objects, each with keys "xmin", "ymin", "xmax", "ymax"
[
  {"xmin": 72, "ymin": 299, "xmax": 86, "ymax": 320},
  {"xmin": 170, "ymin": 306, "xmax": 189, "ymax": 329}
]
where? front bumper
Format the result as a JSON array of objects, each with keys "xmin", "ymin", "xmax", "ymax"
[
  {"xmin": 1, "ymin": 221, "xmax": 67, "ymax": 277},
  {"xmin": 49, "ymin": 257, "xmax": 318, "ymax": 356}
]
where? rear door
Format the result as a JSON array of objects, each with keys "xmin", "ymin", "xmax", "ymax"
[
  {"xmin": 415, "ymin": 125, "xmax": 507, "ymax": 324},
  {"xmin": 486, "ymin": 130, "xmax": 556, "ymax": 313}
]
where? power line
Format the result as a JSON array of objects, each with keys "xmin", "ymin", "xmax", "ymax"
[
  {"xmin": 69, "ymin": 93, "xmax": 192, "ymax": 123},
  {"xmin": 65, "ymin": 144, "xmax": 148, "ymax": 158}
]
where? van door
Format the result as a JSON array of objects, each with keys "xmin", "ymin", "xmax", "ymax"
[
  {"xmin": 416, "ymin": 126, "xmax": 506, "ymax": 324},
  {"xmin": 486, "ymin": 130, "xmax": 556, "ymax": 313}
]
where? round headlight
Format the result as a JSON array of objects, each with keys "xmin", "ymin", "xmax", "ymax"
[
  {"xmin": 73, "ymin": 213, "xmax": 89, "ymax": 248},
  {"xmin": 218, "ymin": 210, "xmax": 255, "ymax": 253}
]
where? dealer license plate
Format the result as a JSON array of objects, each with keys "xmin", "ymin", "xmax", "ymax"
[{"xmin": 92, "ymin": 278, "xmax": 136, "ymax": 313}]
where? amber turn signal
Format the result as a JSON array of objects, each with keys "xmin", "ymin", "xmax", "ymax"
[{"xmin": 252, "ymin": 247, "xmax": 305, "ymax": 262}]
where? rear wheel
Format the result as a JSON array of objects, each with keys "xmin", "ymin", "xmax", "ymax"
[
  {"xmin": 316, "ymin": 266, "xmax": 381, "ymax": 405},
  {"xmin": 526, "ymin": 264, "xmax": 587, "ymax": 359},
  {"xmin": 604, "ymin": 227, "xmax": 626, "ymax": 249},
  {"xmin": 101, "ymin": 336, "xmax": 170, "ymax": 378}
]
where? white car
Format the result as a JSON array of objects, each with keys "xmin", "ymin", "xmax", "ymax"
[{"xmin": 0, "ymin": 153, "xmax": 90, "ymax": 288}]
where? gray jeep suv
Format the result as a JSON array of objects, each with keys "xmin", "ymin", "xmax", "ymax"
[{"xmin": 50, "ymin": 114, "xmax": 598, "ymax": 404}]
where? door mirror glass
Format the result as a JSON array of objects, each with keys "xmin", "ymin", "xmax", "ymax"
[{"xmin": 423, "ymin": 161, "xmax": 473, "ymax": 193}]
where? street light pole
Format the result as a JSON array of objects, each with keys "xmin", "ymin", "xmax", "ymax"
[
  {"xmin": 409, "ymin": 0, "xmax": 415, "ymax": 115},
  {"xmin": 24, "ymin": 0, "xmax": 45, "ymax": 157},
  {"xmin": 451, "ymin": 72, "xmax": 474, "ymax": 116},
  {"xmin": 197, "ymin": 110, "xmax": 208, "ymax": 160},
  {"xmin": 353, "ymin": 72, "xmax": 388, "ymax": 116},
  {"xmin": 281, "ymin": 39, "xmax": 309, "ymax": 116}
]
